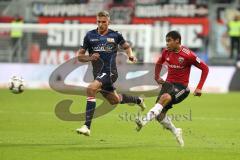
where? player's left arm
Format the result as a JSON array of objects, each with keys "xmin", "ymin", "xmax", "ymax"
[
  {"xmin": 121, "ymin": 42, "xmax": 137, "ymax": 63},
  {"xmin": 190, "ymin": 53, "xmax": 209, "ymax": 96},
  {"xmin": 117, "ymin": 31, "xmax": 137, "ymax": 63}
]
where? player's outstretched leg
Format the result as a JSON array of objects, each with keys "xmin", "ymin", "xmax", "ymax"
[
  {"xmin": 157, "ymin": 114, "xmax": 184, "ymax": 147},
  {"xmin": 135, "ymin": 103, "xmax": 163, "ymax": 131},
  {"xmin": 135, "ymin": 93, "xmax": 172, "ymax": 131},
  {"xmin": 119, "ymin": 94, "xmax": 146, "ymax": 111}
]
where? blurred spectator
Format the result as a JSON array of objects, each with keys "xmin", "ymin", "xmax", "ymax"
[
  {"xmin": 227, "ymin": 15, "xmax": 240, "ymax": 60},
  {"xmin": 10, "ymin": 15, "xmax": 23, "ymax": 62}
]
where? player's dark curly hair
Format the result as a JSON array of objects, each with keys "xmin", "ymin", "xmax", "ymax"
[{"xmin": 166, "ymin": 30, "xmax": 181, "ymax": 44}]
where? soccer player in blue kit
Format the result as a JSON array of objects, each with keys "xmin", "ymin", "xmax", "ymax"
[{"xmin": 76, "ymin": 11, "xmax": 146, "ymax": 136}]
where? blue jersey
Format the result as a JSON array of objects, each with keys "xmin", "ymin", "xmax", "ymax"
[{"xmin": 82, "ymin": 29, "xmax": 125, "ymax": 78}]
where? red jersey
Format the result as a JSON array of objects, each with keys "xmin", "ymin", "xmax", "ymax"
[{"xmin": 155, "ymin": 46, "xmax": 209, "ymax": 89}]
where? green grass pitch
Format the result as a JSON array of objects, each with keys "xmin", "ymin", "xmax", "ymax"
[{"xmin": 0, "ymin": 89, "xmax": 240, "ymax": 160}]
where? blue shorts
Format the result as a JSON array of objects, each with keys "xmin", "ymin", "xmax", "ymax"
[{"xmin": 95, "ymin": 72, "xmax": 118, "ymax": 93}]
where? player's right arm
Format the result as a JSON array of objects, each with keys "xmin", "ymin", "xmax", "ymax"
[
  {"xmin": 155, "ymin": 51, "xmax": 166, "ymax": 84},
  {"xmin": 78, "ymin": 34, "xmax": 100, "ymax": 62},
  {"xmin": 78, "ymin": 48, "xmax": 99, "ymax": 62}
]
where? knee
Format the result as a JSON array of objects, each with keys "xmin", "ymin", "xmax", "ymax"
[
  {"xmin": 161, "ymin": 93, "xmax": 172, "ymax": 101},
  {"xmin": 159, "ymin": 93, "xmax": 172, "ymax": 105},
  {"xmin": 87, "ymin": 85, "xmax": 98, "ymax": 96}
]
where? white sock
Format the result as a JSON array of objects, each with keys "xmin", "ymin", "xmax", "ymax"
[
  {"xmin": 160, "ymin": 115, "xmax": 177, "ymax": 135},
  {"xmin": 142, "ymin": 103, "xmax": 163, "ymax": 125}
]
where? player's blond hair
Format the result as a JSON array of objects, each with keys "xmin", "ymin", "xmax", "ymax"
[{"xmin": 97, "ymin": 11, "xmax": 110, "ymax": 20}]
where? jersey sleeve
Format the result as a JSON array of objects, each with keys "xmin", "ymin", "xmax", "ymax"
[
  {"xmin": 189, "ymin": 51, "xmax": 209, "ymax": 90},
  {"xmin": 155, "ymin": 50, "xmax": 166, "ymax": 80},
  {"xmin": 82, "ymin": 33, "xmax": 90, "ymax": 50},
  {"xmin": 116, "ymin": 31, "xmax": 126, "ymax": 45}
]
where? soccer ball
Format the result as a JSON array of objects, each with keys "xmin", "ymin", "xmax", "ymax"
[{"xmin": 8, "ymin": 76, "xmax": 25, "ymax": 94}]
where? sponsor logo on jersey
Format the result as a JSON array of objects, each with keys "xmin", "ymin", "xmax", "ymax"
[
  {"xmin": 92, "ymin": 43, "xmax": 117, "ymax": 52},
  {"xmin": 93, "ymin": 46, "xmax": 106, "ymax": 52},
  {"xmin": 167, "ymin": 63, "xmax": 184, "ymax": 69}
]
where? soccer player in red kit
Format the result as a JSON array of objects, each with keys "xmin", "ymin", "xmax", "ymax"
[{"xmin": 135, "ymin": 31, "xmax": 209, "ymax": 147}]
